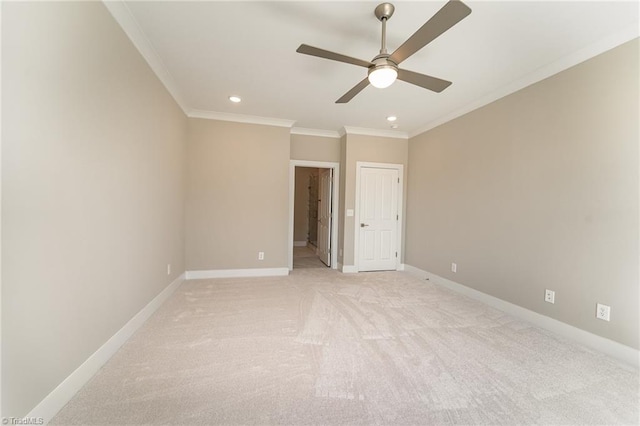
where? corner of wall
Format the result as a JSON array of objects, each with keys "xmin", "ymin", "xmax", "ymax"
[{"xmin": 26, "ymin": 273, "xmax": 186, "ymax": 423}]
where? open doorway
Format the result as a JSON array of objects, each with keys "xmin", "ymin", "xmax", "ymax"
[
  {"xmin": 293, "ymin": 167, "xmax": 329, "ymax": 268},
  {"xmin": 288, "ymin": 160, "xmax": 339, "ymax": 271}
]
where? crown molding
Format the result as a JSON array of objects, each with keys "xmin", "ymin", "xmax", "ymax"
[
  {"xmin": 103, "ymin": 1, "xmax": 189, "ymax": 114},
  {"xmin": 291, "ymin": 127, "xmax": 341, "ymax": 138},
  {"xmin": 341, "ymin": 126, "xmax": 409, "ymax": 140},
  {"xmin": 409, "ymin": 25, "xmax": 640, "ymax": 139},
  {"xmin": 189, "ymin": 110, "xmax": 296, "ymax": 128}
]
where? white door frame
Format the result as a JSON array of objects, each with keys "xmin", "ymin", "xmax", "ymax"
[
  {"xmin": 317, "ymin": 168, "xmax": 332, "ymax": 266},
  {"xmin": 354, "ymin": 161, "xmax": 404, "ymax": 272},
  {"xmin": 289, "ymin": 160, "xmax": 340, "ymax": 270}
]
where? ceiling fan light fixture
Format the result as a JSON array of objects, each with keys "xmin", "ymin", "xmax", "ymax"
[{"xmin": 368, "ymin": 65, "xmax": 397, "ymax": 89}]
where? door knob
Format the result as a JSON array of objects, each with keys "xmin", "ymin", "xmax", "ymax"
[{"xmin": 360, "ymin": 223, "xmax": 369, "ymax": 227}]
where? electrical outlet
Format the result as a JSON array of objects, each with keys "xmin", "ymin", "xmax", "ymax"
[
  {"xmin": 596, "ymin": 303, "xmax": 610, "ymax": 321},
  {"xmin": 544, "ymin": 289, "xmax": 555, "ymax": 304},
  {"xmin": 167, "ymin": 264, "xmax": 171, "ymax": 275},
  {"xmin": 451, "ymin": 262, "xmax": 457, "ymax": 273},
  {"xmin": 258, "ymin": 251, "xmax": 265, "ymax": 260}
]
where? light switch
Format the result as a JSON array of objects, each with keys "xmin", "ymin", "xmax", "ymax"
[{"xmin": 346, "ymin": 209, "xmax": 354, "ymax": 217}]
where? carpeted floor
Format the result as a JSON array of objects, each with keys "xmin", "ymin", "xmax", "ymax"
[
  {"xmin": 293, "ymin": 245, "xmax": 328, "ymax": 269},
  {"xmin": 51, "ymin": 269, "xmax": 639, "ymax": 425}
]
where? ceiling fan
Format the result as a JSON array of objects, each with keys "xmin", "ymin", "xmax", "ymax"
[{"xmin": 296, "ymin": 0, "xmax": 471, "ymax": 103}]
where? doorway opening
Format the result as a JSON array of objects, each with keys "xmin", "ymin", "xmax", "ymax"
[
  {"xmin": 294, "ymin": 167, "xmax": 327, "ymax": 268},
  {"xmin": 288, "ymin": 160, "xmax": 339, "ymax": 271}
]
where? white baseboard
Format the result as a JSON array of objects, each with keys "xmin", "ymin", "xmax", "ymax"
[
  {"xmin": 27, "ymin": 273, "xmax": 186, "ymax": 423},
  {"xmin": 337, "ymin": 264, "xmax": 405, "ymax": 273},
  {"xmin": 403, "ymin": 265, "xmax": 639, "ymax": 369},
  {"xmin": 186, "ymin": 268, "xmax": 289, "ymax": 280},
  {"xmin": 341, "ymin": 264, "xmax": 358, "ymax": 273},
  {"xmin": 293, "ymin": 241, "xmax": 307, "ymax": 247}
]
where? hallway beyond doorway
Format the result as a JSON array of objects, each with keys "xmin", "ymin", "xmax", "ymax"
[{"xmin": 293, "ymin": 245, "xmax": 327, "ymax": 269}]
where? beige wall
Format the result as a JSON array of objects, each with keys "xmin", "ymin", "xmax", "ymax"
[
  {"xmin": 186, "ymin": 119, "xmax": 290, "ymax": 270},
  {"xmin": 1, "ymin": 2, "xmax": 187, "ymax": 417},
  {"xmin": 341, "ymin": 134, "xmax": 409, "ymax": 267},
  {"xmin": 406, "ymin": 39, "xmax": 639, "ymax": 349},
  {"xmin": 290, "ymin": 134, "xmax": 341, "ymax": 162}
]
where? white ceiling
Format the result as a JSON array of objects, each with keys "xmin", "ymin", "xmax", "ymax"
[{"xmin": 111, "ymin": 1, "xmax": 639, "ymax": 137}]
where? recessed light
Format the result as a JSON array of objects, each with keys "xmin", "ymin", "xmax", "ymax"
[
  {"xmin": 390, "ymin": 124, "xmax": 399, "ymax": 129},
  {"xmin": 229, "ymin": 96, "xmax": 241, "ymax": 103},
  {"xmin": 386, "ymin": 116, "xmax": 397, "ymax": 122}
]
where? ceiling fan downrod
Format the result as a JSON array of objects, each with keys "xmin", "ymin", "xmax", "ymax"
[{"xmin": 374, "ymin": 3, "xmax": 395, "ymax": 55}]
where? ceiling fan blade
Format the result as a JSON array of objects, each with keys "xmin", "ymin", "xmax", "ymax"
[
  {"xmin": 297, "ymin": 44, "xmax": 373, "ymax": 68},
  {"xmin": 336, "ymin": 78, "xmax": 370, "ymax": 103},
  {"xmin": 389, "ymin": 0, "xmax": 471, "ymax": 65},
  {"xmin": 397, "ymin": 69, "xmax": 452, "ymax": 93}
]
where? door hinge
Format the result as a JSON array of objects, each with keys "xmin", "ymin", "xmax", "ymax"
[
  {"xmin": 395, "ymin": 252, "xmax": 398, "ymax": 258},
  {"xmin": 396, "ymin": 214, "xmax": 398, "ymax": 220},
  {"xmin": 397, "ymin": 177, "xmax": 400, "ymax": 183}
]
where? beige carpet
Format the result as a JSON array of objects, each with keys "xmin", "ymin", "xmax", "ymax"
[
  {"xmin": 293, "ymin": 246, "xmax": 328, "ymax": 269},
  {"xmin": 51, "ymin": 269, "xmax": 639, "ymax": 425}
]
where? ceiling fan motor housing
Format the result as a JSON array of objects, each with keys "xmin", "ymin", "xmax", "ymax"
[{"xmin": 369, "ymin": 56, "xmax": 398, "ymax": 74}]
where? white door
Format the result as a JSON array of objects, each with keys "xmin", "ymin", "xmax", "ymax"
[
  {"xmin": 317, "ymin": 168, "xmax": 332, "ymax": 266},
  {"xmin": 358, "ymin": 167, "xmax": 399, "ymax": 271}
]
